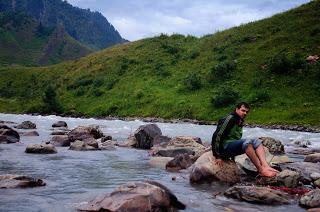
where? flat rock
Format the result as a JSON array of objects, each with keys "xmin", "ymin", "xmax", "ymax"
[
  {"xmin": 19, "ymin": 131, "xmax": 39, "ymax": 136},
  {"xmin": 0, "ymin": 174, "xmax": 45, "ymax": 188},
  {"xmin": 15, "ymin": 121, "xmax": 36, "ymax": 129},
  {"xmin": 52, "ymin": 121, "xmax": 67, "ymax": 128},
  {"xmin": 25, "ymin": 144, "xmax": 57, "ymax": 154}
]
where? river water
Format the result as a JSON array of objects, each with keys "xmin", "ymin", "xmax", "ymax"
[{"xmin": 0, "ymin": 113, "xmax": 319, "ymax": 212}]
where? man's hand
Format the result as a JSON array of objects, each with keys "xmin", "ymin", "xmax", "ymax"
[{"xmin": 214, "ymin": 159, "xmax": 224, "ymax": 167}]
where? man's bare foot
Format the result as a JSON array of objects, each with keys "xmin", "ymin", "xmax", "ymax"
[
  {"xmin": 259, "ymin": 168, "xmax": 278, "ymax": 177},
  {"xmin": 263, "ymin": 165, "xmax": 279, "ymax": 173}
]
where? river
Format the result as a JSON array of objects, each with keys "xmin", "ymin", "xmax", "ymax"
[{"xmin": 0, "ymin": 113, "xmax": 319, "ymax": 211}]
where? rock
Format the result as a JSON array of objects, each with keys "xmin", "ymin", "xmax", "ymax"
[
  {"xmin": 149, "ymin": 157, "xmax": 174, "ymax": 169},
  {"xmin": 189, "ymin": 152, "xmax": 240, "ymax": 184},
  {"xmin": 305, "ymin": 153, "xmax": 320, "ymax": 163},
  {"xmin": 15, "ymin": 121, "xmax": 36, "ymax": 129},
  {"xmin": 19, "ymin": 131, "xmax": 39, "ymax": 136},
  {"xmin": 78, "ymin": 180, "xmax": 185, "ymax": 211},
  {"xmin": 156, "ymin": 148, "xmax": 195, "ymax": 157},
  {"xmin": 285, "ymin": 147, "xmax": 320, "ymax": 155},
  {"xmin": 307, "ymin": 208, "xmax": 320, "ymax": 212},
  {"xmin": 291, "ymin": 140, "xmax": 312, "ymax": 148},
  {"xmin": 25, "ymin": 144, "xmax": 57, "ymax": 154},
  {"xmin": 257, "ymin": 169, "xmax": 301, "ymax": 188},
  {"xmin": 134, "ymin": 124, "xmax": 162, "ymax": 149},
  {"xmin": 166, "ymin": 153, "xmax": 193, "ymax": 171},
  {"xmin": 153, "ymin": 135, "xmax": 171, "ymax": 147},
  {"xmin": 224, "ymin": 185, "xmax": 289, "ymax": 205},
  {"xmin": 0, "ymin": 125, "xmax": 20, "ymax": 143},
  {"xmin": 0, "ymin": 174, "xmax": 45, "ymax": 188},
  {"xmin": 260, "ymin": 137, "xmax": 285, "ymax": 154},
  {"xmin": 166, "ymin": 136, "xmax": 206, "ymax": 158},
  {"xmin": 50, "ymin": 135, "xmax": 70, "ymax": 147},
  {"xmin": 69, "ymin": 140, "xmax": 98, "ymax": 151},
  {"xmin": 279, "ymin": 162, "xmax": 320, "ymax": 184},
  {"xmin": 52, "ymin": 121, "xmax": 67, "ymax": 128},
  {"xmin": 101, "ymin": 135, "xmax": 113, "ymax": 142},
  {"xmin": 99, "ymin": 140, "xmax": 116, "ymax": 150},
  {"xmin": 51, "ymin": 131, "xmax": 68, "ymax": 135},
  {"xmin": 311, "ymin": 173, "xmax": 320, "ymax": 181},
  {"xmin": 68, "ymin": 125, "xmax": 104, "ymax": 142},
  {"xmin": 315, "ymin": 179, "xmax": 320, "ymax": 188},
  {"xmin": 300, "ymin": 189, "xmax": 320, "ymax": 208}
]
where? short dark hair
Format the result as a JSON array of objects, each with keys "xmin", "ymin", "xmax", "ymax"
[{"xmin": 235, "ymin": 102, "xmax": 250, "ymax": 110}]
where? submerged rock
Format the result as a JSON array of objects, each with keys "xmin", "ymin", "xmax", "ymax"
[
  {"xmin": 166, "ymin": 153, "xmax": 193, "ymax": 171},
  {"xmin": 189, "ymin": 152, "xmax": 240, "ymax": 184},
  {"xmin": 68, "ymin": 126, "xmax": 104, "ymax": 143},
  {"xmin": 69, "ymin": 140, "xmax": 99, "ymax": 151},
  {"xmin": 149, "ymin": 157, "xmax": 174, "ymax": 169},
  {"xmin": 52, "ymin": 121, "xmax": 68, "ymax": 128},
  {"xmin": 0, "ymin": 174, "xmax": 45, "ymax": 188},
  {"xmin": 224, "ymin": 185, "xmax": 290, "ymax": 205},
  {"xmin": 300, "ymin": 189, "xmax": 320, "ymax": 208},
  {"xmin": 260, "ymin": 137, "xmax": 285, "ymax": 154},
  {"xmin": 0, "ymin": 125, "xmax": 20, "ymax": 143},
  {"xmin": 25, "ymin": 144, "xmax": 57, "ymax": 154},
  {"xmin": 78, "ymin": 180, "xmax": 185, "ymax": 211},
  {"xmin": 15, "ymin": 121, "xmax": 36, "ymax": 129},
  {"xmin": 19, "ymin": 131, "xmax": 39, "ymax": 136}
]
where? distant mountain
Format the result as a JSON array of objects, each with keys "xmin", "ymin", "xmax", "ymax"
[
  {"xmin": 0, "ymin": 0, "xmax": 126, "ymax": 50},
  {"xmin": 0, "ymin": 11, "xmax": 92, "ymax": 66}
]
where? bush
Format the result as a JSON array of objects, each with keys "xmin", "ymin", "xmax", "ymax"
[
  {"xmin": 209, "ymin": 60, "xmax": 236, "ymax": 81},
  {"xmin": 211, "ymin": 87, "xmax": 239, "ymax": 107},
  {"xmin": 183, "ymin": 72, "xmax": 202, "ymax": 91},
  {"xmin": 42, "ymin": 85, "xmax": 62, "ymax": 113},
  {"xmin": 267, "ymin": 52, "xmax": 305, "ymax": 74},
  {"xmin": 248, "ymin": 91, "xmax": 271, "ymax": 105}
]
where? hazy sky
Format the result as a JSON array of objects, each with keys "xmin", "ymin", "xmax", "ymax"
[{"xmin": 68, "ymin": 0, "xmax": 310, "ymax": 41}]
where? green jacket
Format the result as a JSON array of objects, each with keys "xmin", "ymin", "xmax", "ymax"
[{"xmin": 211, "ymin": 112, "xmax": 243, "ymax": 158}]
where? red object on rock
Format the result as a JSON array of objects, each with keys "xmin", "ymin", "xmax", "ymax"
[{"xmin": 268, "ymin": 185, "xmax": 311, "ymax": 195}]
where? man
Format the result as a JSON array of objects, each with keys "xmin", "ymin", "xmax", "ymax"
[{"xmin": 211, "ymin": 102, "xmax": 278, "ymax": 177}]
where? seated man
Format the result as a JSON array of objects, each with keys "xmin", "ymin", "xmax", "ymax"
[{"xmin": 211, "ymin": 102, "xmax": 278, "ymax": 177}]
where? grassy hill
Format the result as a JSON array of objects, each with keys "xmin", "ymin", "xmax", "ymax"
[
  {"xmin": 0, "ymin": 1, "xmax": 319, "ymax": 126},
  {"xmin": 0, "ymin": 12, "xmax": 93, "ymax": 66}
]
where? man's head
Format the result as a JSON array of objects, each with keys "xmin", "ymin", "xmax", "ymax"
[{"xmin": 235, "ymin": 102, "xmax": 250, "ymax": 119}]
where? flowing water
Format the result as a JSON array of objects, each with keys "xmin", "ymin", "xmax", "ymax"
[{"xmin": 0, "ymin": 113, "xmax": 319, "ymax": 212}]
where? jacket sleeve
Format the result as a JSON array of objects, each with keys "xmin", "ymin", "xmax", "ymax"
[{"xmin": 215, "ymin": 115, "xmax": 236, "ymax": 147}]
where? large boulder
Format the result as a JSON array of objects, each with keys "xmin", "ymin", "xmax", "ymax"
[
  {"xmin": 260, "ymin": 137, "xmax": 285, "ymax": 155},
  {"xmin": 134, "ymin": 124, "xmax": 162, "ymax": 149},
  {"xmin": 15, "ymin": 121, "xmax": 36, "ymax": 129},
  {"xmin": 25, "ymin": 144, "xmax": 57, "ymax": 154},
  {"xmin": 165, "ymin": 136, "xmax": 206, "ymax": 158},
  {"xmin": 78, "ymin": 180, "xmax": 186, "ymax": 211},
  {"xmin": 224, "ymin": 185, "xmax": 289, "ymax": 205},
  {"xmin": 166, "ymin": 153, "xmax": 193, "ymax": 171},
  {"xmin": 52, "ymin": 121, "xmax": 67, "ymax": 128},
  {"xmin": 0, "ymin": 125, "xmax": 20, "ymax": 143},
  {"xmin": 68, "ymin": 125, "xmax": 104, "ymax": 143},
  {"xmin": 300, "ymin": 189, "xmax": 320, "ymax": 208},
  {"xmin": 0, "ymin": 174, "xmax": 45, "ymax": 188},
  {"xmin": 50, "ymin": 135, "xmax": 70, "ymax": 147},
  {"xmin": 189, "ymin": 152, "xmax": 240, "ymax": 184},
  {"xmin": 279, "ymin": 162, "xmax": 320, "ymax": 184},
  {"xmin": 305, "ymin": 153, "xmax": 320, "ymax": 163}
]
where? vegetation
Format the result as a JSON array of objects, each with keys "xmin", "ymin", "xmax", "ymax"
[{"xmin": 0, "ymin": 1, "xmax": 320, "ymax": 126}]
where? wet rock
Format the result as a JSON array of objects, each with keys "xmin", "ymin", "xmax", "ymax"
[
  {"xmin": 101, "ymin": 135, "xmax": 112, "ymax": 142},
  {"xmin": 25, "ymin": 144, "xmax": 57, "ymax": 154},
  {"xmin": 149, "ymin": 157, "xmax": 174, "ymax": 168},
  {"xmin": 260, "ymin": 137, "xmax": 285, "ymax": 154},
  {"xmin": 50, "ymin": 135, "xmax": 70, "ymax": 147},
  {"xmin": 0, "ymin": 174, "xmax": 46, "ymax": 188},
  {"xmin": 300, "ymin": 189, "xmax": 320, "ymax": 208},
  {"xmin": 156, "ymin": 148, "xmax": 195, "ymax": 157},
  {"xmin": 78, "ymin": 180, "xmax": 185, "ymax": 211},
  {"xmin": 69, "ymin": 140, "xmax": 98, "ymax": 151},
  {"xmin": 311, "ymin": 173, "xmax": 320, "ymax": 181},
  {"xmin": 51, "ymin": 131, "xmax": 68, "ymax": 135},
  {"xmin": 279, "ymin": 162, "xmax": 320, "ymax": 184},
  {"xmin": 189, "ymin": 152, "xmax": 240, "ymax": 184},
  {"xmin": 134, "ymin": 124, "xmax": 162, "ymax": 149},
  {"xmin": 19, "ymin": 131, "xmax": 39, "ymax": 136},
  {"xmin": 305, "ymin": 153, "xmax": 320, "ymax": 163},
  {"xmin": 166, "ymin": 153, "xmax": 193, "ymax": 171},
  {"xmin": 315, "ymin": 179, "xmax": 320, "ymax": 188},
  {"xmin": 15, "ymin": 121, "xmax": 36, "ymax": 129},
  {"xmin": 166, "ymin": 136, "xmax": 206, "ymax": 158},
  {"xmin": 307, "ymin": 208, "xmax": 320, "ymax": 212},
  {"xmin": 153, "ymin": 135, "xmax": 171, "ymax": 147},
  {"xmin": 68, "ymin": 125, "xmax": 104, "ymax": 142},
  {"xmin": 0, "ymin": 125, "xmax": 20, "ymax": 143},
  {"xmin": 291, "ymin": 140, "xmax": 312, "ymax": 148},
  {"xmin": 99, "ymin": 140, "xmax": 116, "ymax": 150},
  {"xmin": 52, "ymin": 121, "xmax": 67, "ymax": 128},
  {"xmin": 224, "ymin": 185, "xmax": 289, "ymax": 205},
  {"xmin": 257, "ymin": 169, "xmax": 301, "ymax": 188}
]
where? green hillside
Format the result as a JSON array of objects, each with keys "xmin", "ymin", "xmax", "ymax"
[
  {"xmin": 0, "ymin": 12, "xmax": 93, "ymax": 66},
  {"xmin": 0, "ymin": 1, "xmax": 319, "ymax": 126}
]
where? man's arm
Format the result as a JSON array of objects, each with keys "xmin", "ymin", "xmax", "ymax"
[{"xmin": 215, "ymin": 114, "xmax": 236, "ymax": 147}]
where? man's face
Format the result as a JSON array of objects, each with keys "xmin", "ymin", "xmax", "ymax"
[{"xmin": 235, "ymin": 105, "xmax": 250, "ymax": 119}]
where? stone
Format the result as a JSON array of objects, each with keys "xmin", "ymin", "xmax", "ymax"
[
  {"xmin": 134, "ymin": 124, "xmax": 162, "ymax": 149},
  {"xmin": 260, "ymin": 137, "xmax": 285, "ymax": 154},
  {"xmin": 52, "ymin": 121, "xmax": 68, "ymax": 128},
  {"xmin": 307, "ymin": 208, "xmax": 320, "ymax": 212},
  {"xmin": 224, "ymin": 185, "xmax": 289, "ymax": 205},
  {"xmin": 300, "ymin": 189, "xmax": 320, "ymax": 208},
  {"xmin": 315, "ymin": 179, "xmax": 320, "ymax": 188},
  {"xmin": 19, "ymin": 131, "xmax": 39, "ymax": 136},
  {"xmin": 78, "ymin": 180, "xmax": 185, "ymax": 211},
  {"xmin": 166, "ymin": 153, "xmax": 193, "ymax": 171},
  {"xmin": 25, "ymin": 144, "xmax": 57, "ymax": 154},
  {"xmin": 189, "ymin": 152, "xmax": 240, "ymax": 184},
  {"xmin": 68, "ymin": 125, "xmax": 104, "ymax": 142},
  {"xmin": 0, "ymin": 125, "xmax": 20, "ymax": 143},
  {"xmin": 279, "ymin": 162, "xmax": 320, "ymax": 184},
  {"xmin": 69, "ymin": 140, "xmax": 98, "ymax": 151},
  {"xmin": 153, "ymin": 135, "xmax": 171, "ymax": 147},
  {"xmin": 15, "ymin": 121, "xmax": 36, "ymax": 129},
  {"xmin": 0, "ymin": 174, "xmax": 45, "ymax": 188},
  {"xmin": 149, "ymin": 157, "xmax": 174, "ymax": 169},
  {"xmin": 291, "ymin": 140, "xmax": 312, "ymax": 148},
  {"xmin": 101, "ymin": 135, "xmax": 113, "ymax": 142},
  {"xmin": 166, "ymin": 136, "xmax": 206, "ymax": 158},
  {"xmin": 50, "ymin": 135, "xmax": 70, "ymax": 147},
  {"xmin": 311, "ymin": 173, "xmax": 320, "ymax": 181},
  {"xmin": 305, "ymin": 153, "xmax": 320, "ymax": 163},
  {"xmin": 155, "ymin": 148, "xmax": 195, "ymax": 157},
  {"xmin": 257, "ymin": 169, "xmax": 301, "ymax": 188}
]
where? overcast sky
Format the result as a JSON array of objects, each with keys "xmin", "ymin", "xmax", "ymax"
[{"xmin": 68, "ymin": 0, "xmax": 310, "ymax": 41}]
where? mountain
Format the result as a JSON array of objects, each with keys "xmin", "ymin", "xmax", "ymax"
[
  {"xmin": 0, "ymin": 11, "xmax": 92, "ymax": 66},
  {"xmin": 0, "ymin": 1, "xmax": 319, "ymax": 126},
  {"xmin": 0, "ymin": 0, "xmax": 126, "ymax": 50}
]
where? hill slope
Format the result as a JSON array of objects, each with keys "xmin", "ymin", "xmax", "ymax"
[
  {"xmin": 0, "ymin": 1, "xmax": 319, "ymax": 126},
  {"xmin": 0, "ymin": 0, "xmax": 126, "ymax": 50},
  {"xmin": 0, "ymin": 11, "xmax": 92, "ymax": 66}
]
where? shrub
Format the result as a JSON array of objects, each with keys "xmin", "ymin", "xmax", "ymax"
[
  {"xmin": 42, "ymin": 85, "xmax": 62, "ymax": 113},
  {"xmin": 211, "ymin": 87, "xmax": 239, "ymax": 107},
  {"xmin": 183, "ymin": 72, "xmax": 202, "ymax": 91},
  {"xmin": 248, "ymin": 91, "xmax": 271, "ymax": 105},
  {"xmin": 209, "ymin": 60, "xmax": 236, "ymax": 81},
  {"xmin": 154, "ymin": 63, "xmax": 170, "ymax": 77},
  {"xmin": 267, "ymin": 52, "xmax": 305, "ymax": 74}
]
